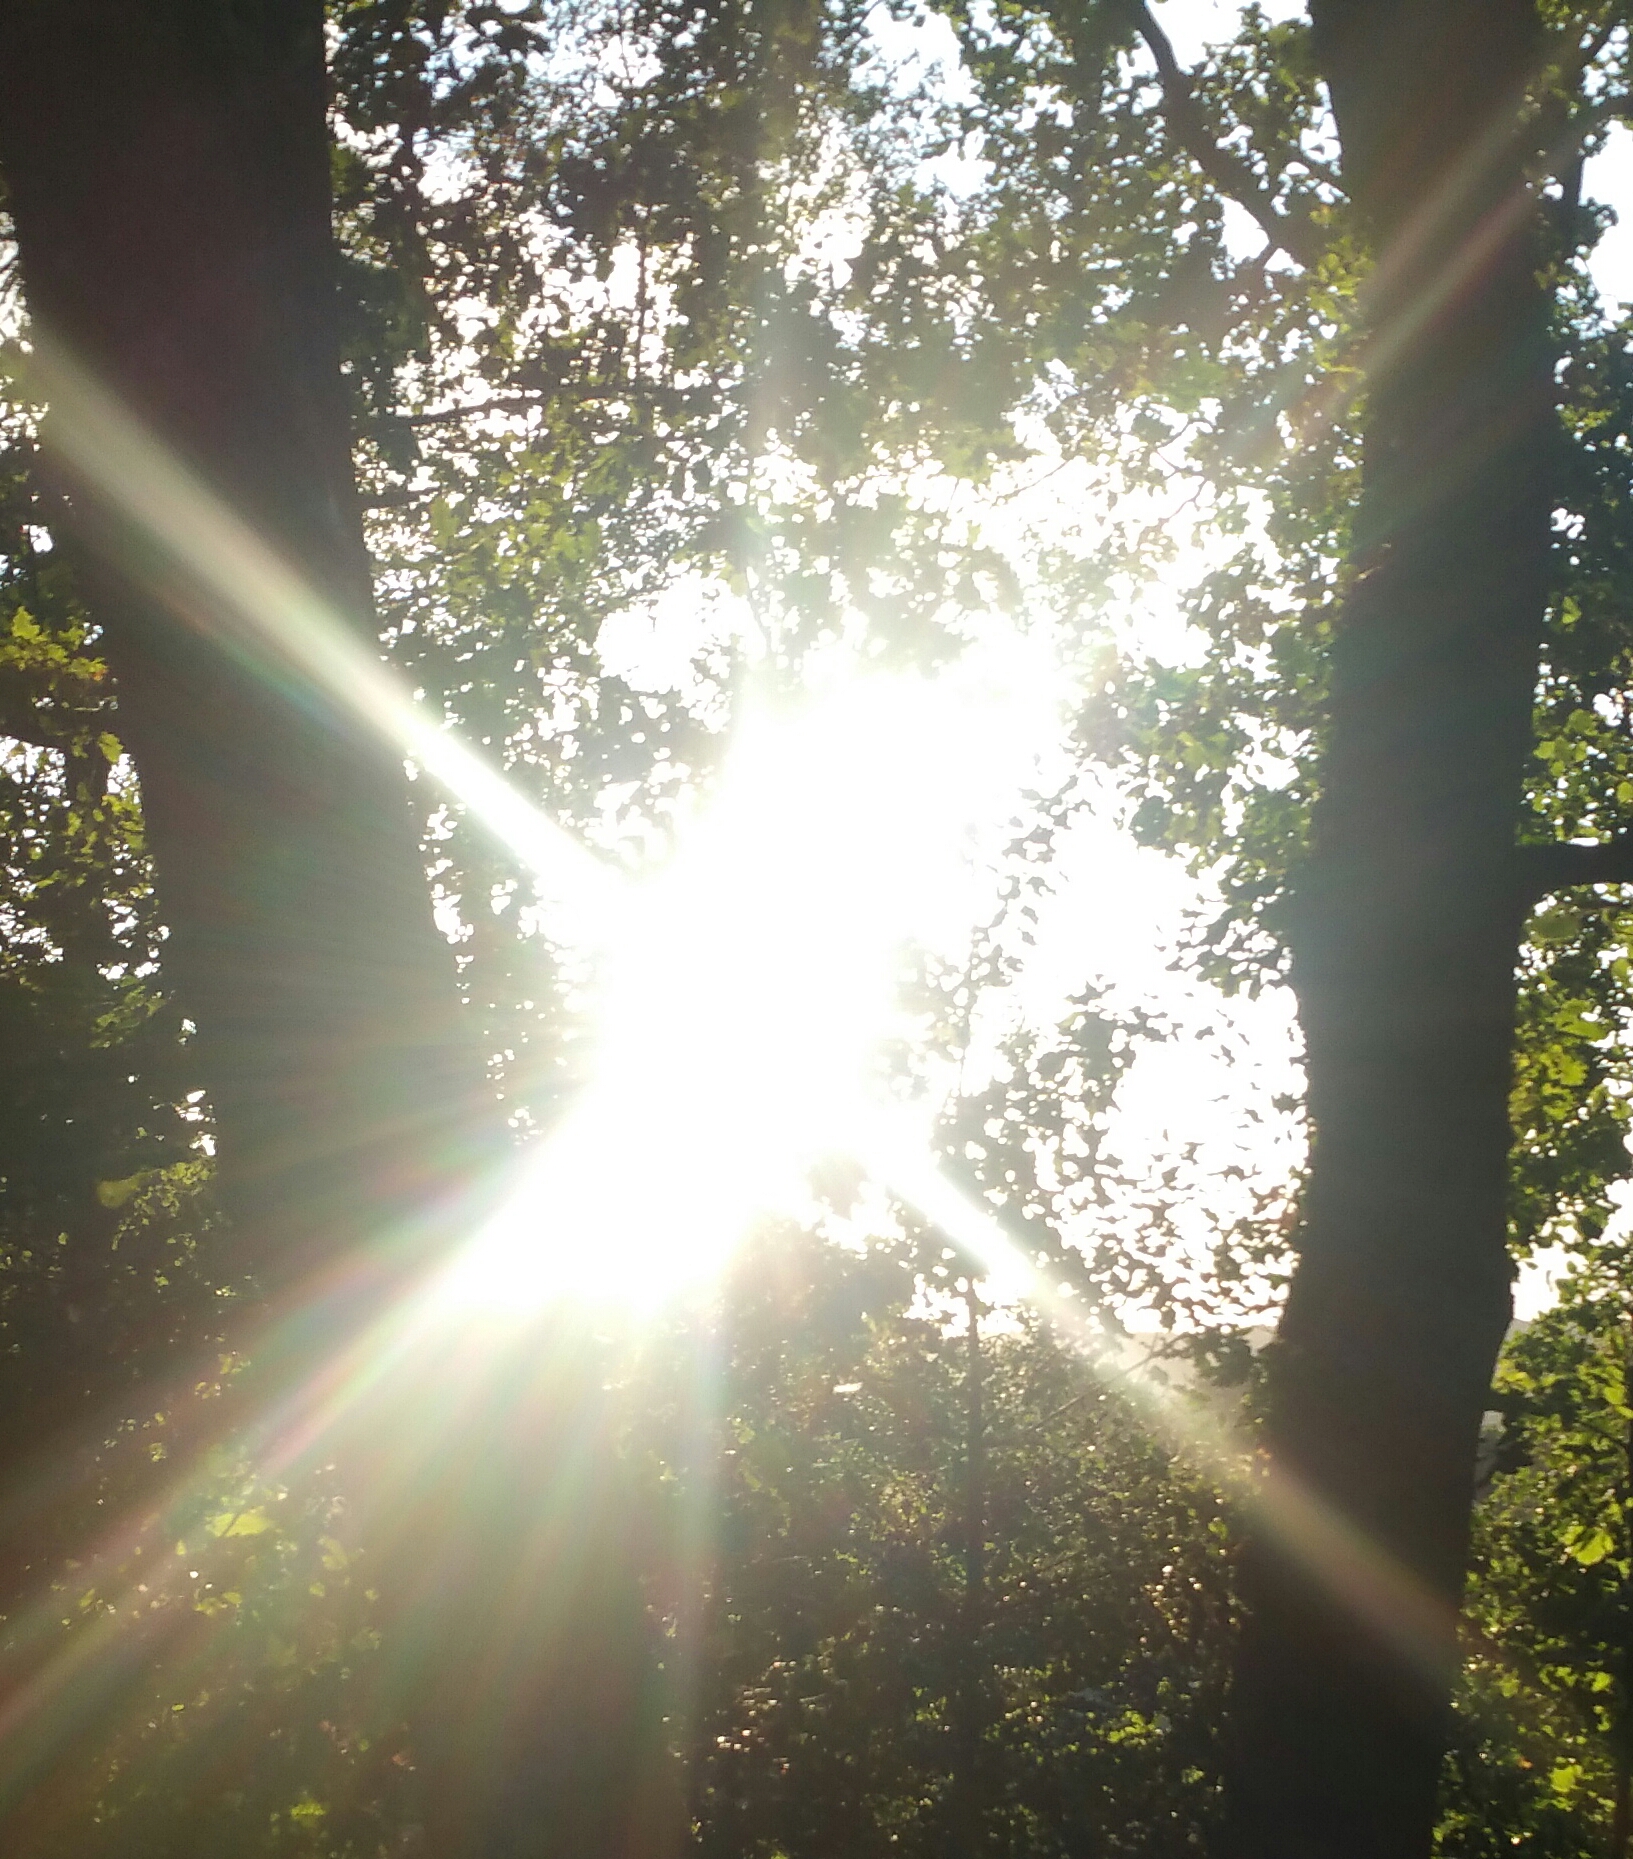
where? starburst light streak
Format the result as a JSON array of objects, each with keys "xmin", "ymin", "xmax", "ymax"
[
  {"xmin": 0, "ymin": 1286, "xmax": 626, "ymax": 1816},
  {"xmin": 0, "ymin": 1117, "xmax": 1464, "ymax": 1817},
  {"xmin": 862, "ymin": 1119, "xmax": 1458, "ymax": 1690},
  {"xmin": 13, "ymin": 323, "xmax": 1049, "ymax": 1306},
  {"xmin": 1287, "ymin": 96, "xmax": 1556, "ymax": 458},
  {"xmin": 10, "ymin": 329, "xmax": 1461, "ymax": 1778},
  {"xmin": 9, "ymin": 333, "xmax": 623, "ymax": 945}
]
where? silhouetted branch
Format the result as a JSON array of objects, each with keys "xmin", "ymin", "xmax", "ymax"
[
  {"xmin": 1118, "ymin": 0, "xmax": 1324, "ymax": 268},
  {"xmin": 386, "ymin": 394, "xmax": 549, "ymax": 429},
  {"xmin": 372, "ymin": 380, "xmax": 683, "ymax": 432},
  {"xmin": 1519, "ymin": 836, "xmax": 1633, "ymax": 898}
]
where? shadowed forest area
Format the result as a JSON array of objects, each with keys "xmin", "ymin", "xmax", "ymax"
[{"xmin": 9, "ymin": 2, "xmax": 1633, "ymax": 1855}]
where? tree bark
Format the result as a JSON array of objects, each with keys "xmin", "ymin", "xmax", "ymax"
[
  {"xmin": 1219, "ymin": 4, "xmax": 1553, "ymax": 1855},
  {"xmin": 0, "ymin": 0, "xmax": 491, "ymax": 1298},
  {"xmin": 0, "ymin": 0, "xmax": 504, "ymax": 1840},
  {"xmin": 1610, "ymin": 1310, "xmax": 1633, "ymax": 1858}
]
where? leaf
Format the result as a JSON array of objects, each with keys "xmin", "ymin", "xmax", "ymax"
[
  {"xmin": 1567, "ymin": 1524, "xmax": 1614, "ymax": 1567},
  {"xmin": 207, "ymin": 1507, "xmax": 275, "ymax": 1538},
  {"xmin": 96, "ymin": 1173, "xmax": 147, "ymax": 1209}
]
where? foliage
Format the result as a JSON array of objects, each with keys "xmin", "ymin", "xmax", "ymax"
[
  {"xmin": 1442, "ymin": 1255, "xmax": 1633, "ymax": 1852},
  {"xmin": 632, "ymin": 1224, "xmax": 1236, "ymax": 1859},
  {"xmin": 7, "ymin": 0, "xmax": 1633, "ymax": 1853}
]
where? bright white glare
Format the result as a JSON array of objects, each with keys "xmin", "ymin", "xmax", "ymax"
[
  {"xmin": 1587, "ymin": 122, "xmax": 1633, "ymax": 310},
  {"xmin": 445, "ymin": 635, "xmax": 1059, "ymax": 1314},
  {"xmin": 1151, "ymin": 0, "xmax": 1306, "ymax": 66}
]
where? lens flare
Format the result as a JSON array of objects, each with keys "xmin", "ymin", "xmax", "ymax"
[
  {"xmin": 7, "ymin": 329, "xmax": 1467, "ymax": 1788},
  {"xmin": 447, "ymin": 642, "xmax": 1059, "ymax": 1313}
]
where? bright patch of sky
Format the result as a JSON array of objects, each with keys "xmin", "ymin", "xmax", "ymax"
[
  {"xmin": 1588, "ymin": 124, "xmax": 1633, "ymax": 311},
  {"xmin": 1157, "ymin": 0, "xmax": 1302, "ymax": 62}
]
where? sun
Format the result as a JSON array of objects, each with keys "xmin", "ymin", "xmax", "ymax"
[{"xmin": 444, "ymin": 637, "xmax": 1061, "ymax": 1317}]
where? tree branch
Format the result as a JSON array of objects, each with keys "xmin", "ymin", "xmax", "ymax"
[
  {"xmin": 383, "ymin": 394, "xmax": 551, "ymax": 430},
  {"xmin": 1119, "ymin": 0, "xmax": 1324, "ymax": 269},
  {"xmin": 1538, "ymin": 18, "xmax": 1630, "ymax": 182},
  {"xmin": 371, "ymin": 380, "xmax": 684, "ymax": 433},
  {"xmin": 0, "ymin": 680, "xmax": 97, "ymax": 754},
  {"xmin": 1519, "ymin": 836, "xmax": 1633, "ymax": 899},
  {"xmin": 358, "ymin": 489, "xmax": 431, "ymax": 511},
  {"xmin": 1546, "ymin": 92, "xmax": 1633, "ymax": 182},
  {"xmin": 0, "ymin": 714, "xmax": 60, "ymax": 754}
]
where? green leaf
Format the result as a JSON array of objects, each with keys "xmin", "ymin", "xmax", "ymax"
[
  {"xmin": 1567, "ymin": 1524, "xmax": 1614, "ymax": 1567},
  {"xmin": 207, "ymin": 1507, "xmax": 275, "ymax": 1538},
  {"xmin": 96, "ymin": 1173, "xmax": 146, "ymax": 1209}
]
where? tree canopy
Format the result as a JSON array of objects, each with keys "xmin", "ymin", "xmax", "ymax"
[{"xmin": 7, "ymin": 2, "xmax": 1633, "ymax": 1855}]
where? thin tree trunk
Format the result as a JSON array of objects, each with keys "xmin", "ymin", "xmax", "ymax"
[
  {"xmin": 1612, "ymin": 1308, "xmax": 1633, "ymax": 1857},
  {"xmin": 1219, "ymin": 4, "xmax": 1553, "ymax": 1855},
  {"xmin": 954, "ymin": 1278, "xmax": 987, "ymax": 1859}
]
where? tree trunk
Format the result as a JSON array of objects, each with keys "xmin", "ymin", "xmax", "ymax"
[
  {"xmin": 1219, "ymin": 4, "xmax": 1553, "ymax": 1855},
  {"xmin": 1611, "ymin": 1310, "xmax": 1633, "ymax": 1857},
  {"xmin": 953, "ymin": 1279, "xmax": 988, "ymax": 1859},
  {"xmin": 0, "ymin": 0, "xmax": 505, "ymax": 1839},
  {"xmin": 0, "ymin": 0, "xmax": 490, "ymax": 1299}
]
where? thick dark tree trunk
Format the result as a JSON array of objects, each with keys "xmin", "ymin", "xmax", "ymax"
[
  {"xmin": 0, "ymin": 0, "xmax": 519, "ymax": 1840},
  {"xmin": 0, "ymin": 0, "xmax": 488, "ymax": 1292},
  {"xmin": 1219, "ymin": 4, "xmax": 1553, "ymax": 1855}
]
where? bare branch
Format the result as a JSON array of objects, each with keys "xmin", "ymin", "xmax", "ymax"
[
  {"xmin": 358, "ymin": 488, "xmax": 430, "ymax": 511},
  {"xmin": 1546, "ymin": 91, "xmax": 1633, "ymax": 180},
  {"xmin": 0, "ymin": 699, "xmax": 84, "ymax": 754},
  {"xmin": 1537, "ymin": 16, "xmax": 1631, "ymax": 180},
  {"xmin": 1119, "ymin": 0, "xmax": 1324, "ymax": 269}
]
